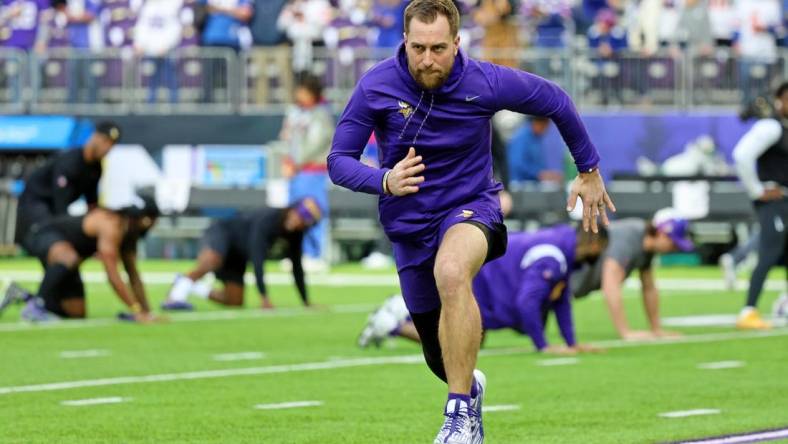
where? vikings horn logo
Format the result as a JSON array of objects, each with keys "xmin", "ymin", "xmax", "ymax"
[{"xmin": 398, "ymin": 100, "xmax": 413, "ymax": 118}]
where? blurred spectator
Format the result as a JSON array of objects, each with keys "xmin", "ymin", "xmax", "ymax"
[
  {"xmin": 277, "ymin": 0, "xmax": 332, "ymax": 76},
  {"xmin": 472, "ymin": 0, "xmax": 519, "ymax": 67},
  {"xmin": 657, "ymin": 0, "xmax": 679, "ymax": 47},
  {"xmin": 134, "ymin": 0, "xmax": 183, "ymax": 103},
  {"xmin": 371, "ymin": 0, "xmax": 406, "ymax": 49},
  {"xmin": 672, "ymin": 0, "xmax": 713, "ymax": 55},
  {"xmin": 734, "ymin": 0, "xmax": 781, "ymax": 105},
  {"xmin": 507, "ymin": 116, "xmax": 563, "ymax": 184},
  {"xmin": 249, "ymin": 0, "xmax": 288, "ymax": 45},
  {"xmin": 587, "ymin": 9, "xmax": 626, "ymax": 105},
  {"xmin": 521, "ymin": 0, "xmax": 573, "ymax": 81},
  {"xmin": 0, "ymin": 0, "xmax": 50, "ymax": 102},
  {"xmin": 708, "ymin": 0, "xmax": 737, "ymax": 46},
  {"xmin": 279, "ymin": 75, "xmax": 334, "ymax": 265},
  {"xmin": 199, "ymin": 0, "xmax": 253, "ymax": 102},
  {"xmin": 624, "ymin": 0, "xmax": 659, "ymax": 56},
  {"xmin": 64, "ymin": 0, "xmax": 104, "ymax": 103},
  {"xmin": 102, "ymin": 0, "xmax": 136, "ymax": 50},
  {"xmin": 574, "ymin": 0, "xmax": 610, "ymax": 34}
]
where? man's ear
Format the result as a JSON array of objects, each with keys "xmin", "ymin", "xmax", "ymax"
[{"xmin": 454, "ymin": 35, "xmax": 460, "ymax": 55}]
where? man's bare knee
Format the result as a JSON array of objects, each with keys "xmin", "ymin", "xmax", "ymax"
[
  {"xmin": 61, "ymin": 299, "xmax": 86, "ymax": 318},
  {"xmin": 434, "ymin": 259, "xmax": 470, "ymax": 302}
]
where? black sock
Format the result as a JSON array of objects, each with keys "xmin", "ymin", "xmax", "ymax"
[{"xmin": 37, "ymin": 263, "xmax": 71, "ymax": 316}]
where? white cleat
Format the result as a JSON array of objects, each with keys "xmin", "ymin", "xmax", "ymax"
[
  {"xmin": 434, "ymin": 398, "xmax": 478, "ymax": 444},
  {"xmin": 357, "ymin": 302, "xmax": 400, "ymax": 348},
  {"xmin": 772, "ymin": 293, "xmax": 788, "ymax": 326},
  {"xmin": 470, "ymin": 369, "xmax": 486, "ymax": 443}
]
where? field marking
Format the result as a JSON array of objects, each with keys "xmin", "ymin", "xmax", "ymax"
[
  {"xmin": 60, "ymin": 397, "xmax": 129, "ymax": 406},
  {"xmin": 663, "ymin": 315, "xmax": 739, "ymax": 328},
  {"xmin": 59, "ymin": 349, "xmax": 111, "ymax": 359},
  {"xmin": 0, "ymin": 269, "xmax": 784, "ymax": 291},
  {"xmin": 483, "ymin": 404, "xmax": 521, "ymax": 413},
  {"xmin": 1, "ymin": 328, "xmax": 787, "ymax": 396},
  {"xmin": 213, "ymin": 352, "xmax": 266, "ymax": 362},
  {"xmin": 660, "ymin": 409, "xmax": 721, "ymax": 418},
  {"xmin": 697, "ymin": 361, "xmax": 745, "ymax": 370},
  {"xmin": 254, "ymin": 400, "xmax": 323, "ymax": 410},
  {"xmin": 0, "ymin": 303, "xmax": 377, "ymax": 333},
  {"xmin": 536, "ymin": 358, "xmax": 579, "ymax": 366},
  {"xmin": 674, "ymin": 427, "xmax": 788, "ymax": 444}
]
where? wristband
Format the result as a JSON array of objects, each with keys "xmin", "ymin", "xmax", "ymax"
[
  {"xmin": 580, "ymin": 165, "xmax": 599, "ymax": 174},
  {"xmin": 382, "ymin": 170, "xmax": 391, "ymax": 195}
]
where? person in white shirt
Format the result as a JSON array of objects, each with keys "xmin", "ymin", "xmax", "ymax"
[
  {"xmin": 134, "ymin": 0, "xmax": 183, "ymax": 103},
  {"xmin": 734, "ymin": 0, "xmax": 781, "ymax": 105},
  {"xmin": 731, "ymin": 81, "xmax": 788, "ymax": 329}
]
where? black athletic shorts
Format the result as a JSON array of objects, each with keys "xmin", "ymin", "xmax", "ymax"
[
  {"xmin": 463, "ymin": 220, "xmax": 508, "ymax": 264},
  {"xmin": 201, "ymin": 222, "xmax": 247, "ymax": 285},
  {"xmin": 24, "ymin": 226, "xmax": 66, "ymax": 263}
]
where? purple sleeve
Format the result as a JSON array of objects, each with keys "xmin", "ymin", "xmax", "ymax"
[
  {"xmin": 491, "ymin": 65, "xmax": 600, "ymax": 173},
  {"xmin": 327, "ymin": 83, "xmax": 389, "ymax": 195},
  {"xmin": 515, "ymin": 268, "xmax": 553, "ymax": 351},
  {"xmin": 553, "ymin": 285, "xmax": 576, "ymax": 347}
]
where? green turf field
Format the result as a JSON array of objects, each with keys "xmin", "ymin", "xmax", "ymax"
[{"xmin": 0, "ymin": 259, "xmax": 787, "ymax": 443}]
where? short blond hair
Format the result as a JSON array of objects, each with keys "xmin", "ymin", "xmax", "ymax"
[{"xmin": 404, "ymin": 0, "xmax": 460, "ymax": 37}]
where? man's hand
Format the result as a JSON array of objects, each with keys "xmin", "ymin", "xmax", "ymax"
[
  {"xmin": 542, "ymin": 345, "xmax": 578, "ymax": 355},
  {"xmin": 567, "ymin": 169, "xmax": 616, "ymax": 233},
  {"xmin": 653, "ymin": 329, "xmax": 682, "ymax": 339},
  {"xmin": 621, "ymin": 330, "xmax": 656, "ymax": 341},
  {"xmin": 573, "ymin": 343, "xmax": 605, "ymax": 353},
  {"xmin": 758, "ymin": 187, "xmax": 783, "ymax": 202},
  {"xmin": 386, "ymin": 147, "xmax": 425, "ymax": 196}
]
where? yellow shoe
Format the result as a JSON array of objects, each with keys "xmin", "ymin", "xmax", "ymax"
[{"xmin": 736, "ymin": 309, "xmax": 771, "ymax": 330}]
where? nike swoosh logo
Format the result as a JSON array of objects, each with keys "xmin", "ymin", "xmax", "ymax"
[{"xmin": 465, "ymin": 95, "xmax": 480, "ymax": 102}]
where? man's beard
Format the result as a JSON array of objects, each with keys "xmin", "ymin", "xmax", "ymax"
[{"xmin": 409, "ymin": 61, "xmax": 452, "ymax": 90}]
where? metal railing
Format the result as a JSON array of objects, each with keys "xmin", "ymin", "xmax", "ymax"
[{"xmin": 1, "ymin": 46, "xmax": 786, "ymax": 114}]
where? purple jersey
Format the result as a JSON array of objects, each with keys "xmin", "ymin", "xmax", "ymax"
[
  {"xmin": 473, "ymin": 225, "xmax": 577, "ymax": 350},
  {"xmin": 328, "ymin": 44, "xmax": 600, "ymax": 243},
  {"xmin": 103, "ymin": 0, "xmax": 135, "ymax": 48},
  {"xmin": 0, "ymin": 0, "xmax": 49, "ymax": 49}
]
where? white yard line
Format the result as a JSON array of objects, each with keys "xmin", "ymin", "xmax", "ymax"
[
  {"xmin": 0, "ymin": 269, "xmax": 783, "ymax": 291},
  {"xmin": 697, "ymin": 361, "xmax": 745, "ymax": 370},
  {"xmin": 536, "ymin": 358, "xmax": 579, "ymax": 366},
  {"xmin": 253, "ymin": 400, "xmax": 323, "ymax": 410},
  {"xmin": 0, "ymin": 303, "xmax": 377, "ymax": 333},
  {"xmin": 1, "ymin": 329, "xmax": 787, "ymax": 396},
  {"xmin": 483, "ymin": 404, "xmax": 522, "ymax": 413},
  {"xmin": 660, "ymin": 409, "xmax": 721, "ymax": 418},
  {"xmin": 663, "ymin": 315, "xmax": 739, "ymax": 328},
  {"xmin": 60, "ymin": 397, "xmax": 129, "ymax": 406},
  {"xmin": 59, "ymin": 349, "xmax": 111, "ymax": 359},
  {"xmin": 213, "ymin": 352, "xmax": 266, "ymax": 362},
  {"xmin": 676, "ymin": 428, "xmax": 788, "ymax": 444}
]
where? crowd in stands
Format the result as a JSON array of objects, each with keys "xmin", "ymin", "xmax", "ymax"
[{"xmin": 0, "ymin": 0, "xmax": 786, "ymax": 104}]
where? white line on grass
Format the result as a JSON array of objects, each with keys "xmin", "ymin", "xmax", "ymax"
[
  {"xmin": 59, "ymin": 349, "xmax": 111, "ymax": 359},
  {"xmin": 483, "ymin": 405, "xmax": 521, "ymax": 413},
  {"xmin": 1, "ymin": 328, "xmax": 786, "ymax": 396},
  {"xmin": 0, "ymin": 303, "xmax": 377, "ymax": 333},
  {"xmin": 254, "ymin": 400, "xmax": 323, "ymax": 410},
  {"xmin": 213, "ymin": 352, "xmax": 266, "ymax": 362},
  {"xmin": 697, "ymin": 361, "xmax": 745, "ymax": 370},
  {"xmin": 60, "ymin": 397, "xmax": 129, "ymax": 406},
  {"xmin": 0, "ymin": 270, "xmax": 783, "ymax": 291},
  {"xmin": 660, "ymin": 409, "xmax": 721, "ymax": 418},
  {"xmin": 536, "ymin": 358, "xmax": 579, "ymax": 366},
  {"xmin": 663, "ymin": 315, "xmax": 738, "ymax": 328},
  {"xmin": 676, "ymin": 427, "xmax": 788, "ymax": 444}
]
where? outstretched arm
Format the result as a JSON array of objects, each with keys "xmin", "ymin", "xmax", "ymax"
[
  {"xmin": 491, "ymin": 66, "xmax": 615, "ymax": 231},
  {"xmin": 122, "ymin": 250, "xmax": 150, "ymax": 313},
  {"xmin": 96, "ymin": 216, "xmax": 141, "ymax": 314},
  {"xmin": 288, "ymin": 232, "xmax": 309, "ymax": 305}
]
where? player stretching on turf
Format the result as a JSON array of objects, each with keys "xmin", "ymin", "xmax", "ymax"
[
  {"xmin": 161, "ymin": 198, "xmax": 322, "ymax": 310},
  {"xmin": 359, "ymin": 225, "xmax": 608, "ymax": 354},
  {"xmin": 1, "ymin": 197, "xmax": 159, "ymax": 322},
  {"xmin": 327, "ymin": 1, "xmax": 613, "ymax": 441},
  {"xmin": 570, "ymin": 215, "xmax": 693, "ymax": 340},
  {"xmin": 731, "ymin": 82, "xmax": 788, "ymax": 329}
]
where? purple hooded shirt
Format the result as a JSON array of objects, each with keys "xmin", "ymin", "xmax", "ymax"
[
  {"xmin": 328, "ymin": 44, "xmax": 599, "ymax": 242},
  {"xmin": 473, "ymin": 225, "xmax": 578, "ymax": 350}
]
